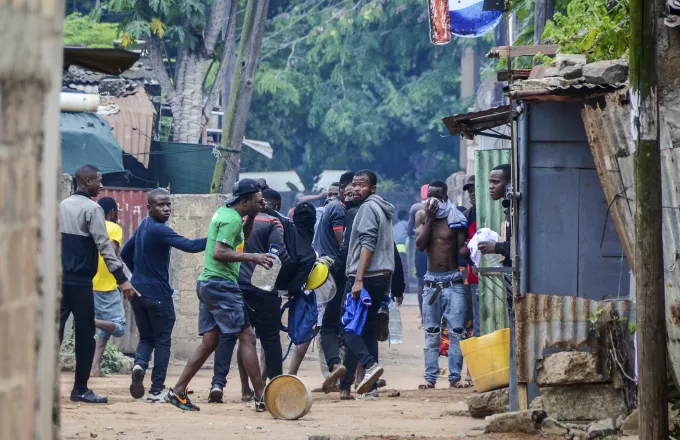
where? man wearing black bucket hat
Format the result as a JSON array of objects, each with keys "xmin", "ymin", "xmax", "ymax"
[{"xmin": 167, "ymin": 179, "xmax": 274, "ymax": 412}]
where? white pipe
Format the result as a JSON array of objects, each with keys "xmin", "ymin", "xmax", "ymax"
[{"xmin": 60, "ymin": 93, "xmax": 99, "ymax": 112}]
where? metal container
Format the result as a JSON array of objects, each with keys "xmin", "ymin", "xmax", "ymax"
[
  {"xmin": 263, "ymin": 375, "xmax": 313, "ymax": 420},
  {"xmin": 474, "ymin": 148, "xmax": 512, "ymax": 334}
]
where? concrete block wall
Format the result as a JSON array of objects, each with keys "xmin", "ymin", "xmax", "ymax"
[
  {"xmin": 167, "ymin": 194, "xmax": 225, "ymax": 362},
  {"xmin": 1, "ymin": 2, "xmax": 65, "ymax": 440}
]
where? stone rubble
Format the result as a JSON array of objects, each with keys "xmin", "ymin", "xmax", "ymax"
[
  {"xmin": 465, "ymin": 388, "xmax": 509, "ymax": 418},
  {"xmin": 536, "ymin": 352, "xmax": 608, "ymax": 386},
  {"xmin": 484, "ymin": 409, "xmax": 547, "ymax": 434},
  {"xmin": 541, "ymin": 383, "xmax": 628, "ymax": 421}
]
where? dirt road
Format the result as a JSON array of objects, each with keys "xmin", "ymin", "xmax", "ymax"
[{"xmin": 59, "ymin": 296, "xmax": 551, "ymax": 440}]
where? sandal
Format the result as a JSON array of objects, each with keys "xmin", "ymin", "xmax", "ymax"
[
  {"xmin": 418, "ymin": 382, "xmax": 436, "ymax": 390},
  {"xmin": 71, "ymin": 389, "xmax": 108, "ymax": 404},
  {"xmin": 450, "ymin": 380, "xmax": 473, "ymax": 388},
  {"xmin": 241, "ymin": 389, "xmax": 255, "ymax": 403}
]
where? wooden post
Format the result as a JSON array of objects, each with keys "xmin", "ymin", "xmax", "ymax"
[
  {"xmin": 211, "ymin": 0, "xmax": 270, "ymax": 194},
  {"xmin": 630, "ymin": 0, "xmax": 667, "ymax": 435}
]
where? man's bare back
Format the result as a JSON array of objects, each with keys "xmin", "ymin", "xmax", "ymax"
[{"xmin": 415, "ymin": 210, "xmax": 459, "ymax": 273}]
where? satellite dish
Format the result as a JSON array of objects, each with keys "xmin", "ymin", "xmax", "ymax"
[{"xmin": 449, "ymin": 0, "xmax": 503, "ymax": 38}]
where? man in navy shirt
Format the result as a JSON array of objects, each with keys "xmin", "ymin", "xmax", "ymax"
[{"xmin": 121, "ymin": 188, "xmax": 207, "ymax": 403}]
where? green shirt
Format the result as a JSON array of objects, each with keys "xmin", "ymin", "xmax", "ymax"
[{"xmin": 199, "ymin": 206, "xmax": 244, "ymax": 282}]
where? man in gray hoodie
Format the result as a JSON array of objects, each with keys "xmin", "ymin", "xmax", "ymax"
[{"xmin": 340, "ymin": 169, "xmax": 395, "ymax": 398}]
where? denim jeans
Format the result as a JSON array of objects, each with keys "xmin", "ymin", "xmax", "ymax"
[
  {"xmin": 131, "ymin": 296, "xmax": 176, "ymax": 394},
  {"xmin": 422, "ymin": 271, "xmax": 467, "ymax": 384},
  {"xmin": 340, "ymin": 274, "xmax": 390, "ymax": 391},
  {"xmin": 470, "ymin": 283, "xmax": 480, "ymax": 337},
  {"xmin": 319, "ymin": 271, "xmax": 345, "ymax": 372}
]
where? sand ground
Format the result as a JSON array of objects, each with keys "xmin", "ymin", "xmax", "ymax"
[{"xmin": 60, "ymin": 294, "xmax": 559, "ymax": 440}]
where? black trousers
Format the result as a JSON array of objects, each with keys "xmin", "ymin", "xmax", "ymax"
[
  {"xmin": 59, "ymin": 283, "xmax": 96, "ymax": 391},
  {"xmin": 212, "ymin": 291, "xmax": 282, "ymax": 386},
  {"xmin": 131, "ymin": 296, "xmax": 176, "ymax": 394},
  {"xmin": 319, "ymin": 271, "xmax": 346, "ymax": 372},
  {"xmin": 340, "ymin": 275, "xmax": 390, "ymax": 391}
]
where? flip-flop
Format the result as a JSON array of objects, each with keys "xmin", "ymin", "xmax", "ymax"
[
  {"xmin": 71, "ymin": 389, "xmax": 108, "ymax": 404},
  {"xmin": 241, "ymin": 389, "xmax": 255, "ymax": 403},
  {"xmin": 418, "ymin": 382, "xmax": 436, "ymax": 390},
  {"xmin": 450, "ymin": 380, "xmax": 473, "ymax": 388}
]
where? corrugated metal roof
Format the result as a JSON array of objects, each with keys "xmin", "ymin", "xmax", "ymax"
[
  {"xmin": 508, "ymin": 81, "xmax": 625, "ymax": 100},
  {"xmin": 475, "ymin": 148, "xmax": 512, "ymax": 334},
  {"xmin": 101, "ymin": 88, "xmax": 156, "ymax": 168},
  {"xmin": 442, "ymin": 105, "xmax": 512, "ymax": 139},
  {"xmin": 240, "ymin": 171, "xmax": 305, "ymax": 192},
  {"xmin": 515, "ymin": 293, "xmax": 635, "ymax": 383}
]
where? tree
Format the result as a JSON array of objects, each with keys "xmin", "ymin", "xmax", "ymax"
[
  {"xmin": 64, "ymin": 13, "xmax": 119, "ymax": 48},
  {"xmin": 239, "ymin": 0, "xmax": 489, "ymax": 190},
  {"xmin": 110, "ymin": 0, "xmax": 238, "ymax": 143}
]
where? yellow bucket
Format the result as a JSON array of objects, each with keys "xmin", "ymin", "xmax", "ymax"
[
  {"xmin": 263, "ymin": 375, "xmax": 313, "ymax": 420},
  {"xmin": 460, "ymin": 328, "xmax": 511, "ymax": 393}
]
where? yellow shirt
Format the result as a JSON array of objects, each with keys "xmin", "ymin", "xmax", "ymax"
[{"xmin": 92, "ymin": 221, "xmax": 124, "ymax": 292}]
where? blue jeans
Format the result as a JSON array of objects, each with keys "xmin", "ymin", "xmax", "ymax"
[
  {"xmin": 422, "ymin": 271, "xmax": 467, "ymax": 384},
  {"xmin": 131, "ymin": 296, "xmax": 176, "ymax": 394},
  {"xmin": 470, "ymin": 283, "xmax": 480, "ymax": 337}
]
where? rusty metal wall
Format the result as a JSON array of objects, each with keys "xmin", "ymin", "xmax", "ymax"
[
  {"xmin": 515, "ymin": 293, "xmax": 635, "ymax": 383},
  {"xmin": 474, "ymin": 148, "xmax": 512, "ymax": 334},
  {"xmin": 95, "ymin": 188, "xmax": 148, "ymax": 353}
]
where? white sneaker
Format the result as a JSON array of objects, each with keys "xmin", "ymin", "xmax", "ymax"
[
  {"xmin": 146, "ymin": 391, "xmax": 167, "ymax": 403},
  {"xmin": 356, "ymin": 364, "xmax": 384, "ymax": 395}
]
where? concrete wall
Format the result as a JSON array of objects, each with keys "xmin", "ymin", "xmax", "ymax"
[
  {"xmin": 167, "ymin": 194, "xmax": 225, "ymax": 362},
  {"xmin": 1, "ymin": 2, "xmax": 65, "ymax": 440}
]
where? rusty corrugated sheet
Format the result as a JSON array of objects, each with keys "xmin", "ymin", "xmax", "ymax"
[
  {"xmin": 474, "ymin": 148, "xmax": 512, "ymax": 334},
  {"xmin": 101, "ymin": 88, "xmax": 155, "ymax": 167},
  {"xmin": 508, "ymin": 82, "xmax": 625, "ymax": 100},
  {"xmin": 582, "ymin": 87, "xmax": 680, "ymax": 389},
  {"xmin": 95, "ymin": 188, "xmax": 148, "ymax": 353},
  {"xmin": 515, "ymin": 293, "xmax": 636, "ymax": 383}
]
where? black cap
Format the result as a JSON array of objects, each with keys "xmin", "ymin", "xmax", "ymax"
[
  {"xmin": 463, "ymin": 175, "xmax": 475, "ymax": 192},
  {"xmin": 226, "ymin": 178, "xmax": 261, "ymax": 205}
]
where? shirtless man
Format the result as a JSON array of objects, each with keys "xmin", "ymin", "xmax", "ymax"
[{"xmin": 415, "ymin": 180, "xmax": 470, "ymax": 389}]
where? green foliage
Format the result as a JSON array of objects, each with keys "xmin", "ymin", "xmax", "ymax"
[
  {"xmin": 542, "ymin": 0, "xmax": 629, "ymax": 61},
  {"xmin": 242, "ymin": 0, "xmax": 488, "ymax": 188},
  {"xmin": 63, "ymin": 13, "xmax": 120, "ymax": 48},
  {"xmin": 61, "ymin": 336, "xmax": 123, "ymax": 376}
]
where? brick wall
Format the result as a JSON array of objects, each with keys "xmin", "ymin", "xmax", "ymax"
[{"xmin": 0, "ymin": 2, "xmax": 65, "ymax": 440}]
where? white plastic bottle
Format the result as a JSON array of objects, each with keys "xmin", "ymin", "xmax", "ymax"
[
  {"xmin": 388, "ymin": 300, "xmax": 404, "ymax": 344},
  {"xmin": 251, "ymin": 244, "xmax": 282, "ymax": 291}
]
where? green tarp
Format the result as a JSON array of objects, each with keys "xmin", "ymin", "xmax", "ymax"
[
  {"xmin": 61, "ymin": 112, "xmax": 125, "ymax": 175},
  {"xmin": 149, "ymin": 141, "xmax": 217, "ymax": 194}
]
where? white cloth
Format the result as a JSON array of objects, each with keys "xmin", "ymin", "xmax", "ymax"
[
  {"xmin": 428, "ymin": 198, "xmax": 468, "ymax": 229},
  {"xmin": 468, "ymin": 227, "xmax": 501, "ymax": 267}
]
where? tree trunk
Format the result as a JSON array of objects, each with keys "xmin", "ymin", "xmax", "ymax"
[
  {"xmin": 630, "ymin": 0, "xmax": 667, "ymax": 435},
  {"xmin": 533, "ymin": 0, "xmax": 554, "ymax": 43},
  {"xmin": 1, "ymin": 2, "xmax": 64, "ymax": 440},
  {"xmin": 211, "ymin": 0, "xmax": 271, "ymax": 194},
  {"xmin": 172, "ymin": 54, "xmax": 206, "ymax": 143}
]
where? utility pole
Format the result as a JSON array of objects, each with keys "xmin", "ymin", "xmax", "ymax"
[
  {"xmin": 630, "ymin": 0, "xmax": 667, "ymax": 435},
  {"xmin": 533, "ymin": 0, "xmax": 554, "ymax": 43},
  {"xmin": 211, "ymin": 0, "xmax": 270, "ymax": 194}
]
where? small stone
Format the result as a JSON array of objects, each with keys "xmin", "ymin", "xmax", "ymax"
[
  {"xmin": 466, "ymin": 388, "xmax": 509, "ymax": 418},
  {"xmin": 583, "ymin": 59, "xmax": 629, "ymax": 84},
  {"xmin": 484, "ymin": 410, "xmax": 547, "ymax": 434},
  {"xmin": 559, "ymin": 65, "xmax": 584, "ymax": 80},
  {"xmin": 541, "ymin": 417, "xmax": 568, "ymax": 436},
  {"xmin": 551, "ymin": 54, "xmax": 588, "ymax": 67},
  {"xmin": 90, "ymin": 434, "xmax": 98, "ymax": 439},
  {"xmin": 544, "ymin": 67, "xmax": 561, "ymax": 78},
  {"xmin": 570, "ymin": 429, "xmax": 589, "ymax": 440},
  {"xmin": 529, "ymin": 395, "xmax": 544, "ymax": 410},
  {"xmin": 105, "ymin": 428, "xmax": 113, "ymax": 431},
  {"xmin": 587, "ymin": 418, "xmax": 616, "ymax": 439}
]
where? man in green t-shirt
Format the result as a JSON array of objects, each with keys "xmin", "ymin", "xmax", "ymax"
[{"xmin": 167, "ymin": 179, "xmax": 274, "ymax": 412}]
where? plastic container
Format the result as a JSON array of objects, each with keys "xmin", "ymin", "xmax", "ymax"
[
  {"xmin": 388, "ymin": 300, "xmax": 403, "ymax": 344},
  {"xmin": 460, "ymin": 327, "xmax": 510, "ymax": 393},
  {"xmin": 263, "ymin": 374, "xmax": 313, "ymax": 420},
  {"xmin": 251, "ymin": 244, "xmax": 281, "ymax": 291}
]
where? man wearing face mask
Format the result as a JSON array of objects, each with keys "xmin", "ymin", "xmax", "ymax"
[{"xmin": 415, "ymin": 180, "xmax": 470, "ymax": 389}]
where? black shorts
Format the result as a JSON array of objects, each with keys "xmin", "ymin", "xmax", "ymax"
[{"xmin": 196, "ymin": 278, "xmax": 250, "ymax": 335}]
